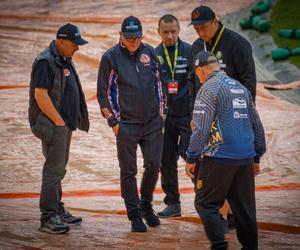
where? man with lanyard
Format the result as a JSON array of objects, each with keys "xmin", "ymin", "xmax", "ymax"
[
  {"xmin": 97, "ymin": 16, "xmax": 165, "ymax": 232},
  {"xmin": 28, "ymin": 23, "xmax": 89, "ymax": 234},
  {"xmin": 188, "ymin": 5, "xmax": 257, "ymax": 229},
  {"xmin": 155, "ymin": 14, "xmax": 192, "ymax": 218}
]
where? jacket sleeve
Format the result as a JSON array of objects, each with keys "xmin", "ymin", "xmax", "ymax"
[
  {"xmin": 186, "ymin": 88, "xmax": 217, "ymax": 163},
  {"xmin": 248, "ymin": 91, "xmax": 266, "ymax": 163},
  {"xmin": 232, "ymin": 39, "xmax": 257, "ymax": 103},
  {"xmin": 150, "ymin": 47, "xmax": 166, "ymax": 115},
  {"xmin": 97, "ymin": 52, "xmax": 120, "ymax": 127}
]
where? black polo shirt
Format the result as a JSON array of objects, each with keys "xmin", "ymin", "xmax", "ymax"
[{"xmin": 33, "ymin": 58, "xmax": 80, "ymax": 130}]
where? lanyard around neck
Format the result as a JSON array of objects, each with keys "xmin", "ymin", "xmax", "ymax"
[
  {"xmin": 204, "ymin": 25, "xmax": 225, "ymax": 53},
  {"xmin": 211, "ymin": 25, "xmax": 225, "ymax": 53},
  {"xmin": 163, "ymin": 42, "xmax": 178, "ymax": 81}
]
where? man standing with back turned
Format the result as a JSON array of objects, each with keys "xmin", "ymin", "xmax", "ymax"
[
  {"xmin": 155, "ymin": 14, "xmax": 192, "ymax": 218},
  {"xmin": 186, "ymin": 51, "xmax": 266, "ymax": 250},
  {"xmin": 188, "ymin": 5, "xmax": 257, "ymax": 229},
  {"xmin": 29, "ymin": 23, "xmax": 89, "ymax": 234},
  {"xmin": 97, "ymin": 16, "xmax": 165, "ymax": 232}
]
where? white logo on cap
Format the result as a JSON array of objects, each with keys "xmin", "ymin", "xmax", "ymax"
[{"xmin": 195, "ymin": 59, "xmax": 199, "ymax": 67}]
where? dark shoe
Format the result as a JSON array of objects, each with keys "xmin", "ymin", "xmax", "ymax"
[
  {"xmin": 221, "ymin": 216, "xmax": 229, "ymax": 234},
  {"xmin": 131, "ymin": 217, "xmax": 147, "ymax": 232},
  {"xmin": 59, "ymin": 206, "xmax": 82, "ymax": 225},
  {"xmin": 157, "ymin": 204, "xmax": 181, "ymax": 218},
  {"xmin": 227, "ymin": 213, "xmax": 236, "ymax": 230},
  {"xmin": 39, "ymin": 214, "xmax": 69, "ymax": 234},
  {"xmin": 142, "ymin": 209, "xmax": 160, "ymax": 227}
]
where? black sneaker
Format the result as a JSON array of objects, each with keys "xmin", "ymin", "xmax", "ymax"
[
  {"xmin": 142, "ymin": 209, "xmax": 160, "ymax": 227},
  {"xmin": 131, "ymin": 217, "xmax": 147, "ymax": 232},
  {"xmin": 227, "ymin": 213, "xmax": 236, "ymax": 230},
  {"xmin": 59, "ymin": 206, "xmax": 82, "ymax": 225},
  {"xmin": 39, "ymin": 214, "xmax": 69, "ymax": 234},
  {"xmin": 157, "ymin": 204, "xmax": 181, "ymax": 218}
]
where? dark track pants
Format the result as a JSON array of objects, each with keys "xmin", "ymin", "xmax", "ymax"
[
  {"xmin": 194, "ymin": 157, "xmax": 258, "ymax": 250},
  {"xmin": 40, "ymin": 125, "xmax": 71, "ymax": 223},
  {"xmin": 116, "ymin": 115, "xmax": 163, "ymax": 220},
  {"xmin": 161, "ymin": 115, "xmax": 191, "ymax": 205}
]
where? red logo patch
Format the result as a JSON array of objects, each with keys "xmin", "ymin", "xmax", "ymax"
[
  {"xmin": 140, "ymin": 53, "xmax": 150, "ymax": 64},
  {"xmin": 64, "ymin": 69, "xmax": 70, "ymax": 76}
]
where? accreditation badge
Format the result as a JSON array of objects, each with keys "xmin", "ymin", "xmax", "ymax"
[{"xmin": 167, "ymin": 81, "xmax": 178, "ymax": 94}]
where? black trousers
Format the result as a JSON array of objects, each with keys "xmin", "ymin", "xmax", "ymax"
[
  {"xmin": 161, "ymin": 115, "xmax": 191, "ymax": 205},
  {"xmin": 194, "ymin": 157, "xmax": 258, "ymax": 250},
  {"xmin": 116, "ymin": 115, "xmax": 163, "ymax": 220},
  {"xmin": 40, "ymin": 125, "xmax": 71, "ymax": 223}
]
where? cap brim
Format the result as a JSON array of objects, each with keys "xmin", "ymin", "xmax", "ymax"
[
  {"xmin": 189, "ymin": 19, "xmax": 212, "ymax": 26},
  {"xmin": 73, "ymin": 38, "xmax": 88, "ymax": 45},
  {"xmin": 123, "ymin": 31, "xmax": 142, "ymax": 39}
]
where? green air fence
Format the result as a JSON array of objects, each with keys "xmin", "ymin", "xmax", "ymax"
[
  {"xmin": 251, "ymin": 0, "xmax": 272, "ymax": 14},
  {"xmin": 271, "ymin": 48, "xmax": 291, "ymax": 60},
  {"xmin": 279, "ymin": 29, "xmax": 300, "ymax": 39}
]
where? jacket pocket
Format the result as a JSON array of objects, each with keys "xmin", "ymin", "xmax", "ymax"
[{"xmin": 30, "ymin": 113, "xmax": 55, "ymax": 144}]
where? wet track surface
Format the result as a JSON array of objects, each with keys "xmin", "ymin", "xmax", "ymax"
[{"xmin": 0, "ymin": 0, "xmax": 300, "ymax": 249}]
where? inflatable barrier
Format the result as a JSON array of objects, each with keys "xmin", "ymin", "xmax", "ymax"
[
  {"xmin": 271, "ymin": 48, "xmax": 300, "ymax": 60},
  {"xmin": 251, "ymin": 0, "xmax": 272, "ymax": 14},
  {"xmin": 278, "ymin": 29, "xmax": 300, "ymax": 39},
  {"xmin": 239, "ymin": 15, "xmax": 270, "ymax": 32}
]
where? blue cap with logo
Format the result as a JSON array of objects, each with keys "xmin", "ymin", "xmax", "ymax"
[
  {"xmin": 194, "ymin": 51, "xmax": 218, "ymax": 69},
  {"xmin": 121, "ymin": 16, "xmax": 143, "ymax": 39},
  {"xmin": 56, "ymin": 23, "xmax": 88, "ymax": 45},
  {"xmin": 190, "ymin": 5, "xmax": 216, "ymax": 25}
]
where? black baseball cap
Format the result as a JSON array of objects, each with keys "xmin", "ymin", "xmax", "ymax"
[
  {"xmin": 56, "ymin": 23, "xmax": 88, "ymax": 45},
  {"xmin": 194, "ymin": 51, "xmax": 218, "ymax": 68},
  {"xmin": 190, "ymin": 5, "xmax": 216, "ymax": 25},
  {"xmin": 121, "ymin": 16, "xmax": 143, "ymax": 39}
]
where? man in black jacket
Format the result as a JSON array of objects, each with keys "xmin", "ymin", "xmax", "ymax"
[
  {"xmin": 155, "ymin": 14, "xmax": 192, "ymax": 218},
  {"xmin": 189, "ymin": 5, "xmax": 256, "ymax": 112},
  {"xmin": 188, "ymin": 5, "xmax": 257, "ymax": 230},
  {"xmin": 97, "ymin": 16, "xmax": 165, "ymax": 232},
  {"xmin": 28, "ymin": 23, "xmax": 89, "ymax": 234}
]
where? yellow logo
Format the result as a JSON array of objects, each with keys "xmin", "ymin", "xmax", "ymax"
[
  {"xmin": 196, "ymin": 179, "xmax": 203, "ymax": 190},
  {"xmin": 216, "ymin": 51, "xmax": 222, "ymax": 59}
]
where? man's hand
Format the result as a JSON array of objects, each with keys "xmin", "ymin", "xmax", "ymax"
[
  {"xmin": 112, "ymin": 124, "xmax": 119, "ymax": 136},
  {"xmin": 190, "ymin": 119, "xmax": 195, "ymax": 130},
  {"xmin": 185, "ymin": 162, "xmax": 196, "ymax": 179},
  {"xmin": 254, "ymin": 163, "xmax": 260, "ymax": 176}
]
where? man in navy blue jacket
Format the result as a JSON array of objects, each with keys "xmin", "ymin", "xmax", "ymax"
[
  {"xmin": 186, "ymin": 51, "xmax": 266, "ymax": 250},
  {"xmin": 155, "ymin": 14, "xmax": 192, "ymax": 218},
  {"xmin": 97, "ymin": 16, "xmax": 165, "ymax": 233}
]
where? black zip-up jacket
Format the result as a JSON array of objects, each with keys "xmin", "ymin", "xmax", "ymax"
[
  {"xmin": 189, "ymin": 22, "xmax": 256, "ymax": 113},
  {"xmin": 97, "ymin": 42, "xmax": 165, "ymax": 127},
  {"xmin": 155, "ymin": 39, "xmax": 191, "ymax": 117}
]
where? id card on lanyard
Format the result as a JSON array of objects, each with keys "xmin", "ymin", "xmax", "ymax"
[{"xmin": 163, "ymin": 42, "xmax": 179, "ymax": 95}]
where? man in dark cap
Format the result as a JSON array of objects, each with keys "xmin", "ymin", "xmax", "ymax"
[
  {"xmin": 97, "ymin": 16, "xmax": 165, "ymax": 232},
  {"xmin": 189, "ymin": 5, "xmax": 256, "ymax": 106},
  {"xmin": 28, "ymin": 23, "xmax": 89, "ymax": 234},
  {"xmin": 185, "ymin": 51, "xmax": 266, "ymax": 250},
  {"xmin": 188, "ymin": 4, "xmax": 257, "ymax": 231}
]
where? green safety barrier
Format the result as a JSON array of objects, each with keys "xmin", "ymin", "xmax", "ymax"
[
  {"xmin": 271, "ymin": 48, "xmax": 300, "ymax": 60},
  {"xmin": 251, "ymin": 0, "xmax": 272, "ymax": 14},
  {"xmin": 240, "ymin": 15, "xmax": 270, "ymax": 32},
  {"xmin": 278, "ymin": 29, "xmax": 300, "ymax": 39},
  {"xmin": 252, "ymin": 15, "xmax": 270, "ymax": 32}
]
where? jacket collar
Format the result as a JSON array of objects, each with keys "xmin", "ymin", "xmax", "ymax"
[{"xmin": 49, "ymin": 40, "xmax": 66, "ymax": 67}]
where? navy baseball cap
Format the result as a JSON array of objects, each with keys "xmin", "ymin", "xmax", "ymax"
[
  {"xmin": 194, "ymin": 51, "xmax": 218, "ymax": 68},
  {"xmin": 121, "ymin": 16, "xmax": 143, "ymax": 39},
  {"xmin": 56, "ymin": 23, "xmax": 88, "ymax": 45},
  {"xmin": 190, "ymin": 5, "xmax": 216, "ymax": 25}
]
